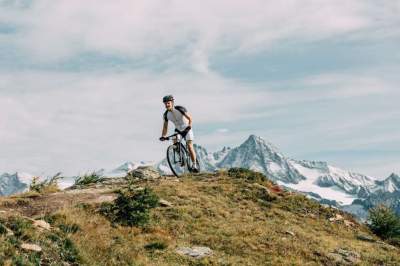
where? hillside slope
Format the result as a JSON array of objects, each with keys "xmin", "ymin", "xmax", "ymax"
[{"xmin": 0, "ymin": 168, "xmax": 398, "ymax": 265}]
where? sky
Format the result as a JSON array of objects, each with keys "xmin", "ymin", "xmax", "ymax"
[{"xmin": 0, "ymin": 0, "xmax": 399, "ymax": 178}]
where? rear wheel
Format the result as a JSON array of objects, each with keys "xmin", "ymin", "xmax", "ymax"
[{"xmin": 166, "ymin": 143, "xmax": 189, "ymax": 177}]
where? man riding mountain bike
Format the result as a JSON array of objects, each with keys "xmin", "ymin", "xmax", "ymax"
[{"xmin": 159, "ymin": 95, "xmax": 199, "ymax": 172}]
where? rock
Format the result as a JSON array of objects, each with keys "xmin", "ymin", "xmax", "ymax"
[
  {"xmin": 328, "ymin": 248, "xmax": 360, "ymax": 265},
  {"xmin": 344, "ymin": 220, "xmax": 355, "ymax": 227},
  {"xmin": 327, "ymin": 252, "xmax": 344, "ymax": 264},
  {"xmin": 21, "ymin": 243, "xmax": 42, "ymax": 252},
  {"xmin": 285, "ymin": 230, "xmax": 295, "ymax": 237},
  {"xmin": 126, "ymin": 166, "xmax": 161, "ymax": 180},
  {"xmin": 159, "ymin": 199, "xmax": 173, "ymax": 207},
  {"xmin": 6, "ymin": 228, "xmax": 14, "ymax": 236},
  {"xmin": 377, "ymin": 241, "xmax": 397, "ymax": 251},
  {"xmin": 176, "ymin": 246, "xmax": 213, "ymax": 259},
  {"xmin": 329, "ymin": 214, "xmax": 344, "ymax": 222},
  {"xmin": 356, "ymin": 234, "xmax": 376, "ymax": 242},
  {"xmin": 33, "ymin": 220, "xmax": 51, "ymax": 231}
]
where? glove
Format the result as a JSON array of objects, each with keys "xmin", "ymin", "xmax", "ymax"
[{"xmin": 159, "ymin": 136, "xmax": 167, "ymax": 141}]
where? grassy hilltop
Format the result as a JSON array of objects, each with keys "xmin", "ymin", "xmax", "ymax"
[{"xmin": 0, "ymin": 168, "xmax": 398, "ymax": 265}]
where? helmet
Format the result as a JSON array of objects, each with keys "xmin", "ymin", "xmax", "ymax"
[{"xmin": 163, "ymin": 95, "xmax": 174, "ymax": 103}]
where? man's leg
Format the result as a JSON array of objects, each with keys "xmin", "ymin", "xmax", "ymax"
[{"xmin": 186, "ymin": 140, "xmax": 197, "ymax": 164}]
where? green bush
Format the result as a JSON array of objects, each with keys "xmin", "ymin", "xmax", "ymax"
[
  {"xmin": 367, "ymin": 205, "xmax": 400, "ymax": 240},
  {"xmin": 0, "ymin": 222, "xmax": 7, "ymax": 235},
  {"xmin": 100, "ymin": 187, "xmax": 159, "ymax": 227},
  {"xmin": 74, "ymin": 172, "xmax": 105, "ymax": 187},
  {"xmin": 29, "ymin": 172, "xmax": 62, "ymax": 194},
  {"xmin": 144, "ymin": 241, "xmax": 168, "ymax": 251},
  {"xmin": 228, "ymin": 168, "xmax": 267, "ymax": 183}
]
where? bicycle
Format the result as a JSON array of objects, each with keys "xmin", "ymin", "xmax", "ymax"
[{"xmin": 160, "ymin": 131, "xmax": 200, "ymax": 177}]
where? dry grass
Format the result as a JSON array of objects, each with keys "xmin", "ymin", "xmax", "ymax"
[{"xmin": 1, "ymin": 172, "xmax": 399, "ymax": 265}]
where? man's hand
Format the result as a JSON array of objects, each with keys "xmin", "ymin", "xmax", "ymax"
[{"xmin": 159, "ymin": 136, "xmax": 167, "ymax": 141}]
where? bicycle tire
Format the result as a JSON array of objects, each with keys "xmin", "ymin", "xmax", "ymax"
[{"xmin": 166, "ymin": 143, "xmax": 189, "ymax": 177}]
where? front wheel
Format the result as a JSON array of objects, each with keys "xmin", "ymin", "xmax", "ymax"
[{"xmin": 166, "ymin": 143, "xmax": 189, "ymax": 177}]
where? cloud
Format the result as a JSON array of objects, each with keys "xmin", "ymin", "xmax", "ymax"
[
  {"xmin": 0, "ymin": 69, "xmax": 272, "ymax": 175},
  {"xmin": 2, "ymin": 0, "xmax": 398, "ymax": 71}
]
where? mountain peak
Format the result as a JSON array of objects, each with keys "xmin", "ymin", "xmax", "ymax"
[
  {"xmin": 388, "ymin": 173, "xmax": 400, "ymax": 179},
  {"xmin": 247, "ymin": 134, "xmax": 264, "ymax": 143},
  {"xmin": 243, "ymin": 135, "xmax": 282, "ymax": 155}
]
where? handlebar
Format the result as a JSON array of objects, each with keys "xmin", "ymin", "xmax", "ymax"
[{"xmin": 160, "ymin": 133, "xmax": 179, "ymax": 141}]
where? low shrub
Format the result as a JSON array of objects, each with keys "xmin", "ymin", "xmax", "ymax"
[
  {"xmin": 100, "ymin": 187, "xmax": 159, "ymax": 227},
  {"xmin": 367, "ymin": 205, "xmax": 400, "ymax": 240},
  {"xmin": 29, "ymin": 172, "xmax": 62, "ymax": 194},
  {"xmin": 0, "ymin": 222, "xmax": 7, "ymax": 235},
  {"xmin": 227, "ymin": 168, "xmax": 267, "ymax": 183},
  {"xmin": 144, "ymin": 241, "xmax": 168, "ymax": 251},
  {"xmin": 74, "ymin": 172, "xmax": 105, "ymax": 187}
]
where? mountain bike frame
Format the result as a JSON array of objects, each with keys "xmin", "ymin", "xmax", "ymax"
[{"xmin": 162, "ymin": 131, "xmax": 198, "ymax": 177}]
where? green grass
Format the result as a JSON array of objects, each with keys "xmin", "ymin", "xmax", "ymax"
[
  {"xmin": 0, "ymin": 215, "xmax": 82, "ymax": 265},
  {"xmin": 1, "ymin": 169, "xmax": 399, "ymax": 265}
]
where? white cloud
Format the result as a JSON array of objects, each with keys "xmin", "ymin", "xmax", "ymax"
[
  {"xmin": 0, "ymin": 69, "xmax": 272, "ymax": 175},
  {"xmin": 2, "ymin": 0, "xmax": 397, "ymax": 70}
]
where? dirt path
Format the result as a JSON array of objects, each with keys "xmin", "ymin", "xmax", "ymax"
[{"xmin": 0, "ymin": 188, "xmax": 117, "ymax": 218}]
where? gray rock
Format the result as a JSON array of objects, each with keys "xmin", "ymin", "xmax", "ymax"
[
  {"xmin": 328, "ymin": 248, "xmax": 360, "ymax": 265},
  {"xmin": 126, "ymin": 166, "xmax": 161, "ymax": 180},
  {"xmin": 285, "ymin": 230, "xmax": 295, "ymax": 237},
  {"xmin": 176, "ymin": 246, "xmax": 213, "ymax": 259},
  {"xmin": 356, "ymin": 234, "xmax": 376, "ymax": 242},
  {"xmin": 33, "ymin": 220, "xmax": 51, "ymax": 231},
  {"xmin": 159, "ymin": 199, "xmax": 173, "ymax": 207},
  {"xmin": 21, "ymin": 243, "xmax": 42, "ymax": 252}
]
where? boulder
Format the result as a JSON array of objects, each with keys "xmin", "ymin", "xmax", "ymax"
[
  {"xmin": 33, "ymin": 220, "xmax": 51, "ymax": 231},
  {"xmin": 126, "ymin": 166, "xmax": 161, "ymax": 180},
  {"xmin": 356, "ymin": 234, "xmax": 376, "ymax": 242},
  {"xmin": 176, "ymin": 246, "xmax": 213, "ymax": 259},
  {"xmin": 328, "ymin": 248, "xmax": 360, "ymax": 265},
  {"xmin": 21, "ymin": 243, "xmax": 42, "ymax": 252},
  {"xmin": 159, "ymin": 199, "xmax": 173, "ymax": 207}
]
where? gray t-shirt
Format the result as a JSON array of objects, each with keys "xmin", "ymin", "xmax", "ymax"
[{"xmin": 163, "ymin": 106, "xmax": 188, "ymax": 131}]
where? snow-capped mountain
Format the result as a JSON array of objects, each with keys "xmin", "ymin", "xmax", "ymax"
[
  {"xmin": 0, "ymin": 172, "xmax": 32, "ymax": 196},
  {"xmin": 108, "ymin": 161, "xmax": 152, "ymax": 176},
  {"xmin": 373, "ymin": 173, "xmax": 400, "ymax": 193},
  {"xmin": 0, "ymin": 161, "xmax": 152, "ymax": 196},
  {"xmin": 215, "ymin": 135, "xmax": 378, "ymax": 205}
]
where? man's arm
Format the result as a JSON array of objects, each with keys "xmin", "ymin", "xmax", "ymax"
[
  {"xmin": 183, "ymin": 112, "xmax": 193, "ymax": 127},
  {"xmin": 161, "ymin": 121, "xmax": 168, "ymax": 137}
]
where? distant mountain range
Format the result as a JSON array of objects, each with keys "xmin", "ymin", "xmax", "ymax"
[
  {"xmin": 157, "ymin": 135, "xmax": 400, "ymax": 219},
  {"xmin": 1, "ymin": 135, "xmax": 398, "ymax": 218}
]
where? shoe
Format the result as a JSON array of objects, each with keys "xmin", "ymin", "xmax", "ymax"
[{"xmin": 192, "ymin": 163, "xmax": 200, "ymax": 173}]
